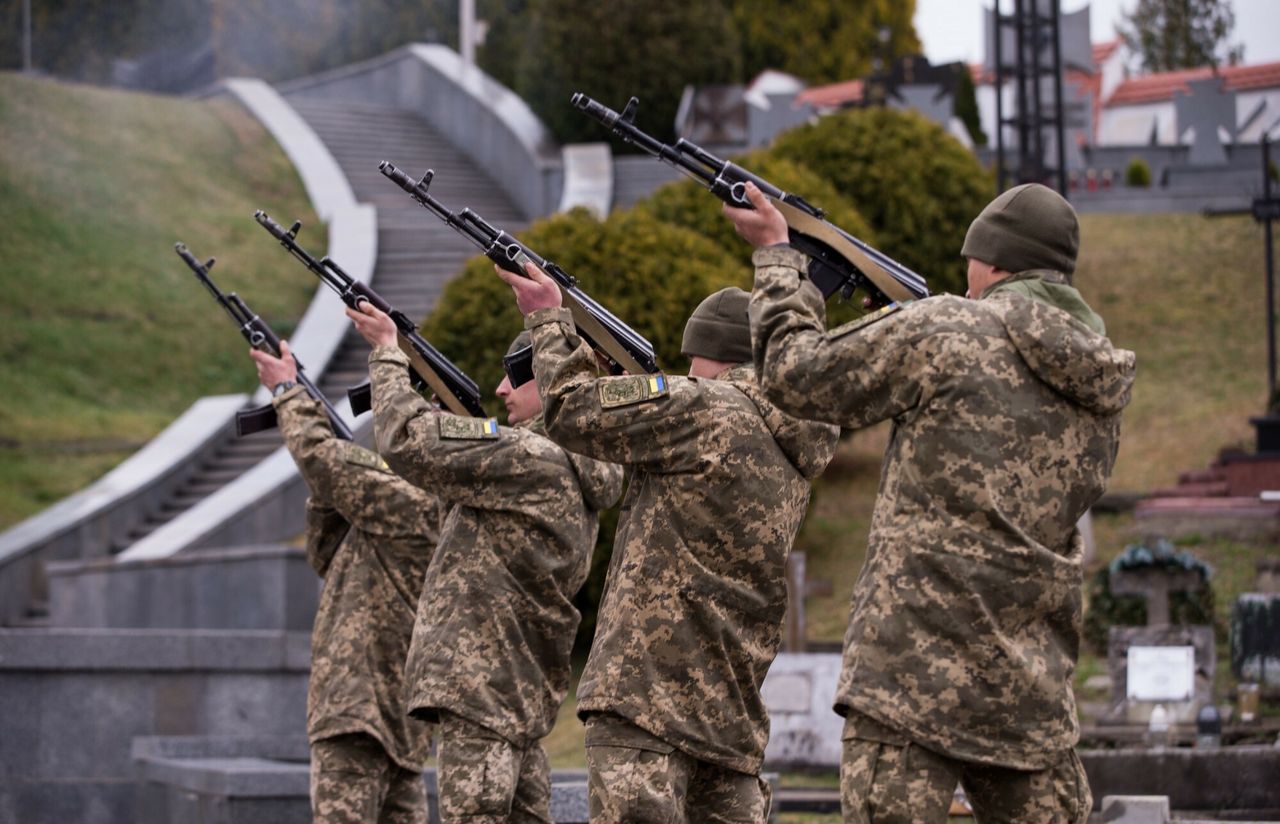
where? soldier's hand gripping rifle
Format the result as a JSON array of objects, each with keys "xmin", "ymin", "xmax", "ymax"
[
  {"xmin": 570, "ymin": 93, "xmax": 930, "ymax": 308},
  {"xmin": 252, "ymin": 211, "xmax": 486, "ymax": 418},
  {"xmin": 378, "ymin": 161, "xmax": 660, "ymax": 376},
  {"xmin": 175, "ymin": 242, "xmax": 354, "ymax": 440}
]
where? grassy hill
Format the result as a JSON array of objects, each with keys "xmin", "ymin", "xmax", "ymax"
[{"xmin": 0, "ymin": 73, "xmax": 321, "ymax": 528}]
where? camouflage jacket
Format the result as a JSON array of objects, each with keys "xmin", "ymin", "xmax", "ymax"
[
  {"xmin": 749, "ymin": 246, "xmax": 1137, "ymax": 769},
  {"xmin": 524, "ymin": 306, "xmax": 839, "ymax": 775},
  {"xmin": 368, "ymin": 346, "xmax": 623, "ymax": 747},
  {"xmin": 274, "ymin": 386, "xmax": 442, "ymax": 771}
]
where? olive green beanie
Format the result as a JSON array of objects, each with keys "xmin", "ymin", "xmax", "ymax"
[
  {"xmin": 961, "ymin": 183, "xmax": 1079, "ymax": 276},
  {"xmin": 681, "ymin": 287, "xmax": 752, "ymax": 364},
  {"xmin": 506, "ymin": 330, "xmax": 532, "ymax": 358}
]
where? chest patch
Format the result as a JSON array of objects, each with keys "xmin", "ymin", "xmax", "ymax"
[
  {"xmin": 828, "ymin": 301, "xmax": 911, "ymax": 340},
  {"xmin": 599, "ymin": 374, "xmax": 669, "ymax": 408},
  {"xmin": 341, "ymin": 443, "xmax": 393, "ymax": 474},
  {"xmin": 438, "ymin": 415, "xmax": 501, "ymax": 440}
]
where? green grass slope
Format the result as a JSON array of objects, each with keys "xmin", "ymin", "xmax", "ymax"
[{"xmin": 0, "ymin": 73, "xmax": 321, "ymax": 529}]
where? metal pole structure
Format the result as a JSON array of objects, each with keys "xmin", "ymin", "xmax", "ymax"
[
  {"xmin": 994, "ymin": 0, "xmax": 1007, "ymax": 192},
  {"xmin": 1265, "ymin": 136, "xmax": 1277, "ymax": 402},
  {"xmin": 459, "ymin": 0, "xmax": 475, "ymax": 69},
  {"xmin": 1051, "ymin": 0, "xmax": 1068, "ymax": 195},
  {"xmin": 1013, "ymin": 0, "xmax": 1031, "ymax": 183},
  {"xmin": 22, "ymin": 0, "xmax": 32, "ymax": 73},
  {"xmin": 1029, "ymin": 0, "xmax": 1045, "ymax": 183}
]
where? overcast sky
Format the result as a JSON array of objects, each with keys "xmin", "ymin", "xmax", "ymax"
[{"xmin": 913, "ymin": 0, "xmax": 1280, "ymax": 68}]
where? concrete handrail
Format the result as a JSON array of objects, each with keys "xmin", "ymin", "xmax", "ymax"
[
  {"xmin": 558, "ymin": 143, "xmax": 613, "ymax": 218},
  {"xmin": 0, "ymin": 395, "xmax": 247, "ymax": 625},
  {"xmin": 276, "ymin": 43, "xmax": 563, "ymax": 220}
]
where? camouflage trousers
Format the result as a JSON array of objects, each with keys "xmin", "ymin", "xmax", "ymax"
[
  {"xmin": 584, "ymin": 713, "xmax": 772, "ymax": 824},
  {"xmin": 840, "ymin": 712, "xmax": 1092, "ymax": 824},
  {"xmin": 310, "ymin": 733, "xmax": 427, "ymax": 824},
  {"xmin": 436, "ymin": 710, "xmax": 551, "ymax": 823}
]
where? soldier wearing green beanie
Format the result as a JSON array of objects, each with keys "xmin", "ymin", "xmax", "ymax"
[
  {"xmin": 728, "ymin": 181, "xmax": 1137, "ymax": 824},
  {"xmin": 495, "ymin": 267, "xmax": 838, "ymax": 823}
]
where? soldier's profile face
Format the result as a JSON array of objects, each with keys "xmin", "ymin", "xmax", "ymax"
[
  {"xmin": 496, "ymin": 374, "xmax": 543, "ymax": 424},
  {"xmin": 965, "ymin": 257, "xmax": 999, "ymax": 299}
]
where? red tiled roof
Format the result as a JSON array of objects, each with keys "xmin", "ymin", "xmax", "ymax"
[
  {"xmin": 795, "ymin": 79, "xmax": 863, "ymax": 109},
  {"xmin": 1093, "ymin": 39, "xmax": 1121, "ymax": 66},
  {"xmin": 1107, "ymin": 61, "xmax": 1280, "ymax": 106}
]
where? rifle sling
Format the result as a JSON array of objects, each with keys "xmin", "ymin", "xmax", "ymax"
[
  {"xmin": 397, "ymin": 338, "xmax": 475, "ymax": 417},
  {"xmin": 560, "ymin": 289, "xmax": 651, "ymax": 375},
  {"xmin": 772, "ymin": 198, "xmax": 917, "ymax": 305}
]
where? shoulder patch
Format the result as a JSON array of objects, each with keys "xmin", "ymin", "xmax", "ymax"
[
  {"xmin": 599, "ymin": 374, "xmax": 669, "ymax": 409},
  {"xmin": 341, "ymin": 443, "xmax": 393, "ymax": 474},
  {"xmin": 827, "ymin": 300, "xmax": 912, "ymax": 340},
  {"xmin": 438, "ymin": 415, "xmax": 501, "ymax": 440}
]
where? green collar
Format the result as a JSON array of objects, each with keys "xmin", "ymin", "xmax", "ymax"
[{"xmin": 982, "ymin": 269, "xmax": 1106, "ymax": 335}]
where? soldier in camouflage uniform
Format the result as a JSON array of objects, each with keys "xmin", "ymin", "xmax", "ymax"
[
  {"xmin": 346, "ymin": 306, "xmax": 623, "ymax": 824},
  {"xmin": 250, "ymin": 342, "xmax": 441, "ymax": 824},
  {"xmin": 726, "ymin": 182, "xmax": 1137, "ymax": 823},
  {"xmin": 495, "ymin": 265, "xmax": 839, "ymax": 823}
]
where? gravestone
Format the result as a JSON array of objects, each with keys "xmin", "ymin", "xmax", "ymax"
[
  {"xmin": 1230, "ymin": 559, "xmax": 1280, "ymax": 689},
  {"xmin": 1173, "ymin": 78, "xmax": 1237, "ymax": 167},
  {"xmin": 1103, "ymin": 545, "xmax": 1215, "ymax": 724}
]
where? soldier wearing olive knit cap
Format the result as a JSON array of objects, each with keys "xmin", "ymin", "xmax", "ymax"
[{"xmin": 727, "ymin": 181, "xmax": 1136, "ymax": 824}]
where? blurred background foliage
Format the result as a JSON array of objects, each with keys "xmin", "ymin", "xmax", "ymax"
[{"xmin": 0, "ymin": 0, "xmax": 920, "ymax": 142}]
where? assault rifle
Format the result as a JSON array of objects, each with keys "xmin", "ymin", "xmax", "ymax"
[
  {"xmin": 252, "ymin": 211, "xmax": 487, "ymax": 418},
  {"xmin": 378, "ymin": 161, "xmax": 660, "ymax": 376},
  {"xmin": 175, "ymin": 242, "xmax": 354, "ymax": 440},
  {"xmin": 571, "ymin": 93, "xmax": 930, "ymax": 307}
]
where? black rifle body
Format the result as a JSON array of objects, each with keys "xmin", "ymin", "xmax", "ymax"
[
  {"xmin": 175, "ymin": 242, "xmax": 354, "ymax": 440},
  {"xmin": 378, "ymin": 162, "xmax": 660, "ymax": 377},
  {"xmin": 570, "ymin": 94, "xmax": 930, "ymax": 307},
  {"xmin": 252, "ymin": 211, "xmax": 486, "ymax": 418}
]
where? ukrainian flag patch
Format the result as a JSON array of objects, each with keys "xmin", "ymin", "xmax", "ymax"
[
  {"xmin": 438, "ymin": 415, "xmax": 501, "ymax": 440},
  {"xmin": 599, "ymin": 373, "xmax": 670, "ymax": 408}
]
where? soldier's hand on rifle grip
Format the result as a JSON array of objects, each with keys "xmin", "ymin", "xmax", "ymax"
[
  {"xmin": 346, "ymin": 302, "xmax": 398, "ymax": 349},
  {"xmin": 495, "ymin": 260, "xmax": 562, "ymax": 316},
  {"xmin": 251, "ymin": 340, "xmax": 298, "ymax": 390},
  {"xmin": 723, "ymin": 182, "xmax": 789, "ymax": 249}
]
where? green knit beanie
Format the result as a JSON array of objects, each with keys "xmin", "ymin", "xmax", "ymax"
[
  {"xmin": 961, "ymin": 183, "xmax": 1079, "ymax": 276},
  {"xmin": 681, "ymin": 287, "xmax": 752, "ymax": 364},
  {"xmin": 506, "ymin": 330, "xmax": 532, "ymax": 358}
]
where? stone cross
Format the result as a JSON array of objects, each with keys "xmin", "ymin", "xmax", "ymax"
[
  {"xmin": 1110, "ymin": 567, "xmax": 1205, "ymax": 626},
  {"xmin": 1174, "ymin": 77, "xmax": 1238, "ymax": 166}
]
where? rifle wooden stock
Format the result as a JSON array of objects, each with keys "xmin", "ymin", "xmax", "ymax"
[{"xmin": 570, "ymin": 93, "xmax": 930, "ymax": 307}]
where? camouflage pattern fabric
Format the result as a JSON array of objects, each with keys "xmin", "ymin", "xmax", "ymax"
[
  {"xmin": 276, "ymin": 387, "xmax": 442, "ymax": 772},
  {"xmin": 840, "ymin": 712, "xmax": 1091, "ymax": 824},
  {"xmin": 584, "ymin": 714, "xmax": 772, "ymax": 824},
  {"xmin": 310, "ymin": 732, "xmax": 428, "ymax": 824},
  {"xmin": 523, "ymin": 306, "xmax": 839, "ymax": 775},
  {"xmin": 748, "ymin": 246, "xmax": 1136, "ymax": 769},
  {"xmin": 436, "ymin": 710, "xmax": 552, "ymax": 824},
  {"xmin": 367, "ymin": 346, "xmax": 622, "ymax": 748}
]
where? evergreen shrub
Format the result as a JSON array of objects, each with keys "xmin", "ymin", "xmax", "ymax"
[
  {"xmin": 771, "ymin": 107, "xmax": 992, "ymax": 296},
  {"xmin": 1125, "ymin": 157, "xmax": 1152, "ymax": 187}
]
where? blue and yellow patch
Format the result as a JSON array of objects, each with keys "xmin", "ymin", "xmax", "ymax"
[
  {"xmin": 599, "ymin": 373, "xmax": 670, "ymax": 408},
  {"xmin": 438, "ymin": 415, "xmax": 501, "ymax": 440}
]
